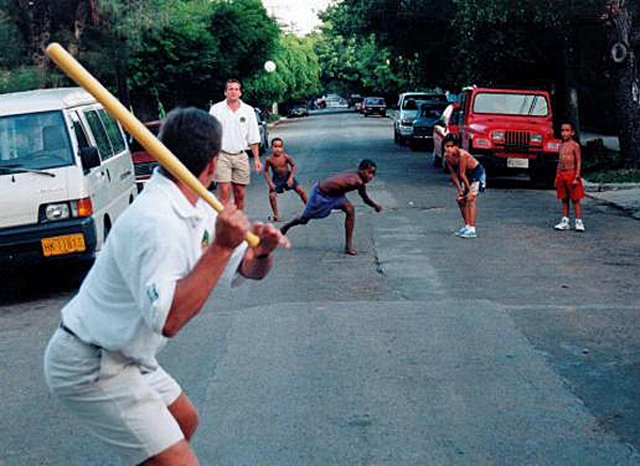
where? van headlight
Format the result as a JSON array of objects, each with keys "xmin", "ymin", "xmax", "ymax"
[{"xmin": 45, "ymin": 203, "xmax": 71, "ymax": 221}]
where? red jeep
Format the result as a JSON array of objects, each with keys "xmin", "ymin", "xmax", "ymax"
[{"xmin": 454, "ymin": 86, "xmax": 560, "ymax": 186}]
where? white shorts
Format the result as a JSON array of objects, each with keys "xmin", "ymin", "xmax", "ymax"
[{"xmin": 44, "ymin": 328, "xmax": 184, "ymax": 464}]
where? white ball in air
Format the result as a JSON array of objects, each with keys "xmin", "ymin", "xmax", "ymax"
[{"xmin": 264, "ymin": 60, "xmax": 276, "ymax": 73}]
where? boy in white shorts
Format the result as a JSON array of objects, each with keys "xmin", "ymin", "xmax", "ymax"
[{"xmin": 43, "ymin": 108, "xmax": 289, "ymax": 465}]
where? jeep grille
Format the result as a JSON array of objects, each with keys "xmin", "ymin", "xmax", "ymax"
[{"xmin": 504, "ymin": 130, "xmax": 530, "ymax": 153}]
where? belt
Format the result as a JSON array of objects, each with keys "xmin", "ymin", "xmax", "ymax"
[
  {"xmin": 60, "ymin": 321, "xmax": 102, "ymax": 349},
  {"xmin": 221, "ymin": 150, "xmax": 245, "ymax": 155}
]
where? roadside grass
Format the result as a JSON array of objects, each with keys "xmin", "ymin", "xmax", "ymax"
[{"xmin": 584, "ymin": 168, "xmax": 640, "ymax": 183}]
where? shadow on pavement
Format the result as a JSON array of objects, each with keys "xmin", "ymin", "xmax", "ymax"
[{"xmin": 0, "ymin": 260, "xmax": 90, "ymax": 307}]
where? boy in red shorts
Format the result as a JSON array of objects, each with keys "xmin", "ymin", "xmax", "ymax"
[{"xmin": 554, "ymin": 122, "xmax": 585, "ymax": 232}]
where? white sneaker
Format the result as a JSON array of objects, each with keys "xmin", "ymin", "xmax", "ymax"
[
  {"xmin": 460, "ymin": 229, "xmax": 477, "ymax": 238},
  {"xmin": 554, "ymin": 217, "xmax": 570, "ymax": 231},
  {"xmin": 575, "ymin": 219, "xmax": 585, "ymax": 232},
  {"xmin": 454, "ymin": 226, "xmax": 468, "ymax": 236}
]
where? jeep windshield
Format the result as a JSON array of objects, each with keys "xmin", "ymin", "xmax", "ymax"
[
  {"xmin": 0, "ymin": 110, "xmax": 75, "ymax": 172},
  {"xmin": 473, "ymin": 93, "xmax": 549, "ymax": 117}
]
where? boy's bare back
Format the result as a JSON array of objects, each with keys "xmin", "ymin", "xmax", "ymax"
[
  {"xmin": 318, "ymin": 172, "xmax": 364, "ymax": 196},
  {"xmin": 558, "ymin": 140, "xmax": 580, "ymax": 172}
]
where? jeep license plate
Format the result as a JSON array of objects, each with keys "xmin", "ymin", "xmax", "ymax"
[
  {"xmin": 507, "ymin": 158, "xmax": 529, "ymax": 169},
  {"xmin": 41, "ymin": 234, "xmax": 86, "ymax": 257}
]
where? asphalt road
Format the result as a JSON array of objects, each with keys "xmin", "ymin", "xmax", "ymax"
[{"xmin": 1, "ymin": 109, "xmax": 639, "ymax": 465}]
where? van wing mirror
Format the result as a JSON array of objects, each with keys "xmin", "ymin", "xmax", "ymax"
[{"xmin": 80, "ymin": 146, "xmax": 100, "ymax": 173}]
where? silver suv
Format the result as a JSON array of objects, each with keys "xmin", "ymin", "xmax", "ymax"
[{"xmin": 394, "ymin": 92, "xmax": 447, "ymax": 146}]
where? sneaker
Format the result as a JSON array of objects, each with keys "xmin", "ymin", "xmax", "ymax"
[
  {"xmin": 460, "ymin": 229, "xmax": 477, "ymax": 238},
  {"xmin": 575, "ymin": 219, "xmax": 585, "ymax": 232},
  {"xmin": 454, "ymin": 226, "xmax": 468, "ymax": 236},
  {"xmin": 554, "ymin": 217, "xmax": 570, "ymax": 231}
]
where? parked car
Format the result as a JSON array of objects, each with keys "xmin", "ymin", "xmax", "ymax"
[
  {"xmin": 349, "ymin": 94, "xmax": 363, "ymax": 109},
  {"xmin": 127, "ymin": 120, "xmax": 161, "ymax": 192},
  {"xmin": 394, "ymin": 92, "xmax": 447, "ymax": 145},
  {"xmin": 410, "ymin": 99, "xmax": 448, "ymax": 151},
  {"xmin": 287, "ymin": 102, "xmax": 309, "ymax": 118},
  {"xmin": 362, "ymin": 97, "xmax": 387, "ymax": 117},
  {"xmin": 255, "ymin": 108, "xmax": 269, "ymax": 155},
  {"xmin": 432, "ymin": 103, "xmax": 461, "ymax": 169},
  {"xmin": 0, "ymin": 87, "xmax": 137, "ymax": 263},
  {"xmin": 455, "ymin": 85, "xmax": 561, "ymax": 186}
]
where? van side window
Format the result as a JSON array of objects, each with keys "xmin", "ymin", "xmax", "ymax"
[
  {"xmin": 84, "ymin": 109, "xmax": 114, "ymax": 160},
  {"xmin": 70, "ymin": 112, "xmax": 90, "ymax": 149},
  {"xmin": 98, "ymin": 109, "xmax": 126, "ymax": 154}
]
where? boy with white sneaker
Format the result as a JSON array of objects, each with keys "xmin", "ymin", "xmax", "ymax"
[
  {"xmin": 444, "ymin": 134, "xmax": 486, "ymax": 238},
  {"xmin": 554, "ymin": 122, "xmax": 585, "ymax": 232}
]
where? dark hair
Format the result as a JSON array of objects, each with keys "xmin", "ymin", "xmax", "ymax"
[
  {"xmin": 358, "ymin": 159, "xmax": 377, "ymax": 170},
  {"xmin": 561, "ymin": 122, "xmax": 575, "ymax": 130},
  {"xmin": 443, "ymin": 133, "xmax": 459, "ymax": 146},
  {"xmin": 271, "ymin": 137, "xmax": 283, "ymax": 146},
  {"xmin": 159, "ymin": 107, "xmax": 222, "ymax": 177},
  {"xmin": 225, "ymin": 79, "xmax": 242, "ymax": 91}
]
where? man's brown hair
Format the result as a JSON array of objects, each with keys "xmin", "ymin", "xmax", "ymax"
[{"xmin": 225, "ymin": 79, "xmax": 242, "ymax": 91}]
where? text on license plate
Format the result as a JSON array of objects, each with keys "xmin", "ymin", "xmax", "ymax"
[
  {"xmin": 507, "ymin": 158, "xmax": 529, "ymax": 169},
  {"xmin": 41, "ymin": 234, "xmax": 86, "ymax": 257}
]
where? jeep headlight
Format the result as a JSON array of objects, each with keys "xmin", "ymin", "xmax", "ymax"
[
  {"xmin": 531, "ymin": 134, "xmax": 543, "ymax": 144},
  {"xmin": 45, "ymin": 203, "xmax": 71, "ymax": 221},
  {"xmin": 492, "ymin": 130, "xmax": 505, "ymax": 141}
]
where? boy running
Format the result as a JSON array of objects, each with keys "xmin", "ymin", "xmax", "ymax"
[
  {"xmin": 280, "ymin": 159, "xmax": 382, "ymax": 255},
  {"xmin": 263, "ymin": 137, "xmax": 308, "ymax": 221},
  {"xmin": 554, "ymin": 122, "xmax": 585, "ymax": 232},
  {"xmin": 444, "ymin": 133, "xmax": 486, "ymax": 238}
]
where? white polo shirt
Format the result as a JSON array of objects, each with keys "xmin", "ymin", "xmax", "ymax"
[
  {"xmin": 209, "ymin": 100, "xmax": 260, "ymax": 154},
  {"xmin": 61, "ymin": 170, "xmax": 247, "ymax": 369}
]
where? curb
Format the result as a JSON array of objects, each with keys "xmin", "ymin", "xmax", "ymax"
[
  {"xmin": 267, "ymin": 118, "xmax": 286, "ymax": 130},
  {"xmin": 584, "ymin": 180, "xmax": 640, "ymax": 193}
]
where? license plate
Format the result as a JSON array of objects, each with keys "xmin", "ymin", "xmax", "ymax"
[
  {"xmin": 41, "ymin": 234, "xmax": 86, "ymax": 257},
  {"xmin": 507, "ymin": 158, "xmax": 529, "ymax": 169}
]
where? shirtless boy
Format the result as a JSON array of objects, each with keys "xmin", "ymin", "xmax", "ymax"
[
  {"xmin": 263, "ymin": 137, "xmax": 308, "ymax": 221},
  {"xmin": 280, "ymin": 159, "xmax": 382, "ymax": 255},
  {"xmin": 444, "ymin": 133, "xmax": 486, "ymax": 238},
  {"xmin": 554, "ymin": 122, "xmax": 585, "ymax": 232}
]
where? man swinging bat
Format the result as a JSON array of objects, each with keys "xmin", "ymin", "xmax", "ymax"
[{"xmin": 44, "ymin": 108, "xmax": 289, "ymax": 465}]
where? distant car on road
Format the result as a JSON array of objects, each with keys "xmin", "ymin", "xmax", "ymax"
[
  {"xmin": 410, "ymin": 99, "xmax": 448, "ymax": 151},
  {"xmin": 286, "ymin": 102, "xmax": 309, "ymax": 118},
  {"xmin": 349, "ymin": 94, "xmax": 363, "ymax": 110},
  {"xmin": 362, "ymin": 97, "xmax": 387, "ymax": 117}
]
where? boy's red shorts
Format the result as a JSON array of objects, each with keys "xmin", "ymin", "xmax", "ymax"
[{"xmin": 556, "ymin": 171, "xmax": 584, "ymax": 200}]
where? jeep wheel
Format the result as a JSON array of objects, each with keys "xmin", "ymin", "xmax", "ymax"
[
  {"xmin": 410, "ymin": 139, "xmax": 420, "ymax": 152},
  {"xmin": 530, "ymin": 170, "xmax": 555, "ymax": 189}
]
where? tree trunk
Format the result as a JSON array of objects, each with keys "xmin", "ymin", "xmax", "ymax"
[
  {"xmin": 131, "ymin": 88, "xmax": 160, "ymax": 122},
  {"xmin": 18, "ymin": 0, "xmax": 52, "ymax": 84},
  {"xmin": 604, "ymin": 0, "xmax": 640, "ymax": 168}
]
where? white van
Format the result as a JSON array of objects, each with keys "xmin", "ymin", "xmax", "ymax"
[{"xmin": 0, "ymin": 87, "xmax": 137, "ymax": 263}]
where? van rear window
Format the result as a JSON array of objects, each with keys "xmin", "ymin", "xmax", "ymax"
[
  {"xmin": 0, "ymin": 111, "xmax": 74, "ymax": 170},
  {"xmin": 473, "ymin": 93, "xmax": 549, "ymax": 116}
]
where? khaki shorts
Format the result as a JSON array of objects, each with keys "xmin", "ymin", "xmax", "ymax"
[
  {"xmin": 214, "ymin": 151, "xmax": 250, "ymax": 185},
  {"xmin": 44, "ymin": 329, "xmax": 184, "ymax": 464}
]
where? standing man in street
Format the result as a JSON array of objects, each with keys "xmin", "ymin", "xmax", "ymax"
[
  {"xmin": 209, "ymin": 79, "xmax": 262, "ymax": 210},
  {"xmin": 44, "ymin": 108, "xmax": 289, "ymax": 465}
]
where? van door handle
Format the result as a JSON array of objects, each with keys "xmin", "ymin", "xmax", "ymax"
[{"xmin": 106, "ymin": 169, "xmax": 111, "ymax": 182}]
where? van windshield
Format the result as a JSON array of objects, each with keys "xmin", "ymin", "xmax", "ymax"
[
  {"xmin": 0, "ymin": 111, "xmax": 74, "ymax": 171},
  {"xmin": 403, "ymin": 95, "xmax": 446, "ymax": 110},
  {"xmin": 473, "ymin": 93, "xmax": 549, "ymax": 116}
]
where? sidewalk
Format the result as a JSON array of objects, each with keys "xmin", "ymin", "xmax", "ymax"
[{"xmin": 585, "ymin": 180, "xmax": 640, "ymax": 220}]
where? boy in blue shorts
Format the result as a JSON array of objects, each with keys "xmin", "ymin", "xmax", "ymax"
[
  {"xmin": 281, "ymin": 159, "xmax": 382, "ymax": 255},
  {"xmin": 263, "ymin": 137, "xmax": 308, "ymax": 221},
  {"xmin": 444, "ymin": 133, "xmax": 486, "ymax": 238}
]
